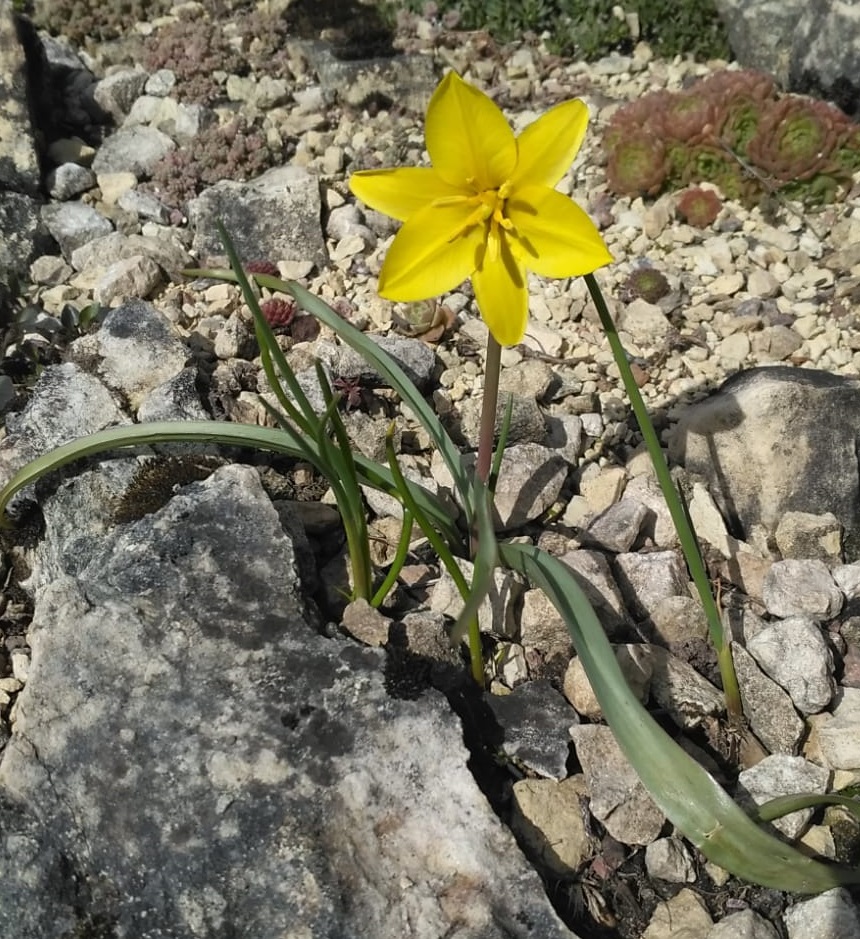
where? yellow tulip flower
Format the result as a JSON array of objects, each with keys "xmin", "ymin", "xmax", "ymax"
[{"xmin": 349, "ymin": 71, "xmax": 613, "ymax": 347}]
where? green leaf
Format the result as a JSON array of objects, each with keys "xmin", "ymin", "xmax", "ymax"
[
  {"xmin": 584, "ymin": 272, "xmax": 742, "ymax": 722},
  {"xmin": 370, "ymin": 506, "xmax": 415, "ymax": 609},
  {"xmin": 753, "ymin": 792, "xmax": 860, "ymax": 826},
  {"xmin": 451, "ymin": 476, "xmax": 498, "ymax": 685},
  {"xmin": 313, "ymin": 361, "xmax": 373, "ymax": 600},
  {"xmin": 184, "ymin": 266, "xmax": 474, "ymax": 527},
  {"xmin": 499, "ymin": 540, "xmax": 860, "ymax": 893},
  {"xmin": 0, "ymin": 422, "xmax": 460, "ymax": 549},
  {"xmin": 215, "ymin": 224, "xmax": 319, "ymax": 435}
]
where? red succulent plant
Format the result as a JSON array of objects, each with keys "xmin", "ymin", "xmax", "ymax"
[
  {"xmin": 676, "ymin": 186, "xmax": 723, "ymax": 227},
  {"xmin": 260, "ymin": 297, "xmax": 296, "ymax": 329},
  {"xmin": 603, "ymin": 65, "xmax": 860, "ymax": 207},
  {"xmin": 605, "ymin": 130, "xmax": 669, "ymax": 197}
]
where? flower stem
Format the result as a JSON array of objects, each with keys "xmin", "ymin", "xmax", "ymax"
[
  {"xmin": 476, "ymin": 335, "xmax": 502, "ymax": 483},
  {"xmin": 458, "ymin": 332, "xmax": 505, "ymax": 688},
  {"xmin": 584, "ymin": 273, "xmax": 744, "ymax": 726}
]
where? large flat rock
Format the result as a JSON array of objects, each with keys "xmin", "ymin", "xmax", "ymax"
[{"xmin": 0, "ymin": 455, "xmax": 577, "ymax": 939}]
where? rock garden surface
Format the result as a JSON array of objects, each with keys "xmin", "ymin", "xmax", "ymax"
[{"xmin": 1, "ymin": 1, "xmax": 860, "ymax": 938}]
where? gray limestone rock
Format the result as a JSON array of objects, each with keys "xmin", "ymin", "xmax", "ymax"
[
  {"xmin": 520, "ymin": 587, "xmax": 574, "ymax": 664},
  {"xmin": 327, "ymin": 333, "xmax": 437, "ymax": 391},
  {"xmin": 563, "ymin": 645, "xmax": 652, "ymax": 720},
  {"xmin": 668, "ymin": 367, "xmax": 860, "ymax": 546},
  {"xmin": 711, "ymin": 0, "xmax": 801, "ymax": 87},
  {"xmin": 0, "ymin": 191, "xmax": 52, "ymax": 283},
  {"xmin": 613, "ymin": 549, "xmax": 688, "ymax": 622},
  {"xmin": 0, "ymin": 791, "xmax": 80, "ymax": 938},
  {"xmin": 0, "ymin": 361, "xmax": 130, "ymax": 502},
  {"xmin": 189, "ymin": 165, "xmax": 327, "ymax": 269},
  {"xmin": 583, "ymin": 499, "xmax": 649, "ymax": 553},
  {"xmin": 126, "ymin": 95, "xmax": 216, "ymax": 142},
  {"xmin": 789, "ymin": 0, "xmax": 860, "ymax": 116},
  {"xmin": 689, "ymin": 481, "xmax": 753, "ymax": 560},
  {"xmin": 833, "ymin": 561, "xmax": 860, "ymax": 599},
  {"xmin": 485, "ymin": 679, "xmax": 579, "ymax": 780},
  {"xmin": 311, "ymin": 46, "xmax": 436, "ymax": 112},
  {"xmin": 69, "ymin": 300, "xmax": 189, "ymax": 411},
  {"xmin": 570, "ymin": 723, "xmax": 664, "ymax": 845},
  {"xmin": 732, "ymin": 643, "xmax": 805, "ymax": 755},
  {"xmin": 46, "ymin": 162, "xmax": 95, "ymax": 200},
  {"xmin": 641, "ymin": 643, "xmax": 724, "ymax": 730},
  {"xmin": 622, "ymin": 473, "xmax": 679, "ymax": 548},
  {"xmin": 774, "ymin": 511, "xmax": 842, "ymax": 562},
  {"xmin": 544, "ymin": 413, "xmax": 584, "ymax": 463},
  {"xmin": 646, "ymin": 890, "xmax": 714, "ymax": 937},
  {"xmin": 644, "ymin": 837, "xmax": 696, "ymax": 884},
  {"xmin": 455, "ymin": 393, "xmax": 547, "ymax": 448},
  {"xmin": 0, "ymin": 463, "xmax": 579, "ymax": 939},
  {"xmin": 714, "ymin": 0, "xmax": 860, "ymax": 115},
  {"xmin": 707, "ymin": 908, "xmax": 780, "ymax": 939},
  {"xmin": 40, "ymin": 201, "xmax": 113, "ymax": 260},
  {"xmin": 38, "ymin": 33, "xmax": 106, "ymax": 128},
  {"xmin": 491, "ymin": 442, "xmax": 568, "ymax": 529},
  {"xmin": 783, "ymin": 888, "xmax": 860, "ymax": 939},
  {"xmin": 510, "ymin": 776, "xmax": 595, "ymax": 876},
  {"xmin": 138, "ymin": 368, "xmax": 211, "ymax": 424},
  {"xmin": 762, "ymin": 559, "xmax": 843, "ymax": 620},
  {"xmin": 736, "ymin": 755, "xmax": 829, "ymax": 841},
  {"xmin": 618, "ymin": 298, "xmax": 673, "ymax": 343},
  {"xmin": 326, "ymin": 202, "xmax": 377, "ymax": 243},
  {"xmin": 650, "ymin": 595, "xmax": 709, "ymax": 644},
  {"xmin": 0, "ymin": 6, "xmax": 41, "ymax": 196},
  {"xmin": 213, "ymin": 310, "xmax": 256, "ymax": 361},
  {"xmin": 429, "ymin": 556, "xmax": 522, "ymax": 638},
  {"xmin": 93, "ymin": 254, "xmax": 163, "ymax": 306},
  {"xmin": 746, "ymin": 615, "xmax": 835, "ymax": 715},
  {"xmin": 70, "ymin": 231, "xmax": 191, "ymax": 278},
  {"xmin": 811, "ymin": 687, "xmax": 860, "ymax": 770},
  {"xmin": 91, "ymin": 124, "xmax": 176, "ymax": 178},
  {"xmin": 557, "ymin": 548, "xmax": 628, "ymax": 637},
  {"xmin": 92, "ymin": 67, "xmax": 148, "ymax": 122},
  {"xmin": 117, "ymin": 187, "xmax": 172, "ymax": 224},
  {"xmin": 364, "ymin": 454, "xmax": 453, "ymax": 522},
  {"xmin": 498, "ymin": 358, "xmax": 555, "ymax": 401}
]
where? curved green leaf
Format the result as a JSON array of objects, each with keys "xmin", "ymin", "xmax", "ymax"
[
  {"xmin": 584, "ymin": 273, "xmax": 742, "ymax": 721},
  {"xmin": 499, "ymin": 540, "xmax": 860, "ymax": 893},
  {"xmin": 184, "ymin": 266, "xmax": 474, "ymax": 526},
  {"xmin": 0, "ymin": 421, "xmax": 461, "ymax": 546},
  {"xmin": 754, "ymin": 793, "xmax": 860, "ymax": 825}
]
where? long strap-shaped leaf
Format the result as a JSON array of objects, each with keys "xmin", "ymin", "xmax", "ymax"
[
  {"xmin": 499, "ymin": 540, "xmax": 860, "ymax": 893},
  {"xmin": 217, "ymin": 222, "xmax": 321, "ymax": 436},
  {"xmin": 754, "ymin": 792, "xmax": 860, "ymax": 825},
  {"xmin": 451, "ymin": 475, "xmax": 498, "ymax": 685},
  {"xmin": 184, "ymin": 267, "xmax": 475, "ymax": 527},
  {"xmin": 0, "ymin": 421, "xmax": 460, "ymax": 546}
]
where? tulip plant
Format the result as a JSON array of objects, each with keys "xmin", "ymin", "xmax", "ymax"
[
  {"xmin": 0, "ymin": 71, "xmax": 858, "ymax": 895},
  {"xmin": 350, "ymin": 72, "xmax": 612, "ymax": 483}
]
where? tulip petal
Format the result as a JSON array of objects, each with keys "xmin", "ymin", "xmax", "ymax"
[
  {"xmin": 512, "ymin": 99, "xmax": 589, "ymax": 189},
  {"xmin": 472, "ymin": 234, "xmax": 529, "ymax": 347},
  {"xmin": 508, "ymin": 185, "xmax": 613, "ymax": 278},
  {"xmin": 426, "ymin": 72, "xmax": 517, "ymax": 191},
  {"xmin": 349, "ymin": 167, "xmax": 465, "ymax": 222},
  {"xmin": 377, "ymin": 201, "xmax": 485, "ymax": 301}
]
